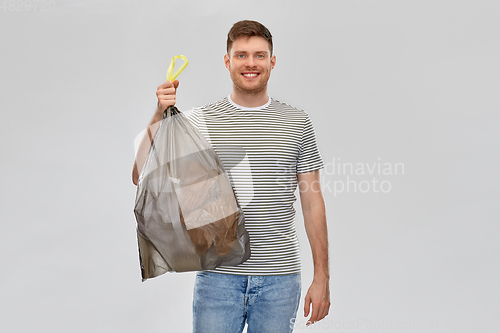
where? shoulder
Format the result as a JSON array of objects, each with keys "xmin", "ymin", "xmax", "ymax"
[
  {"xmin": 269, "ymin": 97, "xmax": 311, "ymax": 121},
  {"xmin": 185, "ymin": 97, "xmax": 229, "ymax": 121},
  {"xmin": 197, "ymin": 97, "xmax": 232, "ymax": 113}
]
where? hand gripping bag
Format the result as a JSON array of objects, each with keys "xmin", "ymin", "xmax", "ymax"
[{"xmin": 134, "ymin": 103, "xmax": 250, "ymax": 281}]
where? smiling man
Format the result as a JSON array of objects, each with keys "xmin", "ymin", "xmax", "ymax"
[
  {"xmin": 224, "ymin": 35, "xmax": 275, "ymax": 106},
  {"xmin": 133, "ymin": 20, "xmax": 329, "ymax": 333}
]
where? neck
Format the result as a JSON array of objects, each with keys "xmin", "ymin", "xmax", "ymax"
[{"xmin": 230, "ymin": 85, "xmax": 269, "ymax": 108}]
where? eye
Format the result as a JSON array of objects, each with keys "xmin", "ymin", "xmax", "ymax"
[
  {"xmin": 237, "ymin": 54, "xmax": 245, "ymax": 58},
  {"xmin": 257, "ymin": 54, "xmax": 264, "ymax": 59}
]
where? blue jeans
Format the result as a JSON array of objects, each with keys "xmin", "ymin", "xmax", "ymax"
[{"xmin": 193, "ymin": 271, "xmax": 301, "ymax": 333}]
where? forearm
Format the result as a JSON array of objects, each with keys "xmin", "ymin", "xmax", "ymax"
[
  {"xmin": 303, "ymin": 200, "xmax": 329, "ymax": 281},
  {"xmin": 133, "ymin": 80, "xmax": 179, "ymax": 184},
  {"xmin": 132, "ymin": 110, "xmax": 163, "ymax": 185}
]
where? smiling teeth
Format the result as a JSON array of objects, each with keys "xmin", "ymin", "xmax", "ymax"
[{"xmin": 243, "ymin": 73, "xmax": 258, "ymax": 77}]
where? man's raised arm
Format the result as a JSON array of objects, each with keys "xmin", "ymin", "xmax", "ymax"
[{"xmin": 132, "ymin": 80, "xmax": 179, "ymax": 185}]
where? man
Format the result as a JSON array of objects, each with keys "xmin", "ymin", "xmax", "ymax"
[{"xmin": 132, "ymin": 20, "xmax": 329, "ymax": 332}]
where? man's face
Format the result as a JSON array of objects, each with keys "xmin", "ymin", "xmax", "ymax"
[{"xmin": 224, "ymin": 36, "xmax": 276, "ymax": 94}]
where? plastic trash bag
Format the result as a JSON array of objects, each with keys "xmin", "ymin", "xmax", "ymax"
[{"xmin": 134, "ymin": 106, "xmax": 250, "ymax": 281}]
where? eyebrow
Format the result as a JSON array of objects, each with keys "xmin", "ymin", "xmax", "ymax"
[{"xmin": 233, "ymin": 50, "xmax": 269, "ymax": 55}]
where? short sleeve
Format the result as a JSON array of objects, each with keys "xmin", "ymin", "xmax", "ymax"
[
  {"xmin": 185, "ymin": 108, "xmax": 200, "ymax": 128},
  {"xmin": 296, "ymin": 114, "xmax": 324, "ymax": 174}
]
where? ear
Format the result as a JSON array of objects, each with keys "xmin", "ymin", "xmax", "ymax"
[
  {"xmin": 270, "ymin": 55, "xmax": 276, "ymax": 70},
  {"xmin": 224, "ymin": 54, "xmax": 231, "ymax": 70}
]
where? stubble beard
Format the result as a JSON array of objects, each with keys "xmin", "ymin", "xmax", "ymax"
[{"xmin": 230, "ymin": 71, "xmax": 269, "ymax": 96}]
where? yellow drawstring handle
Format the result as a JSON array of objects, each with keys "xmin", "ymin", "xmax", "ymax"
[{"xmin": 166, "ymin": 55, "xmax": 189, "ymax": 82}]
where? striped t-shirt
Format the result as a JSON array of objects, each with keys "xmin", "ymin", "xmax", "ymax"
[{"xmin": 186, "ymin": 96, "xmax": 324, "ymax": 275}]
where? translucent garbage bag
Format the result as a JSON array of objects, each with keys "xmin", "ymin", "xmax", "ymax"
[{"xmin": 134, "ymin": 106, "xmax": 250, "ymax": 281}]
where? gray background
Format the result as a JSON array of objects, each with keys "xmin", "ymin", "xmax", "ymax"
[{"xmin": 1, "ymin": 0, "xmax": 498, "ymax": 332}]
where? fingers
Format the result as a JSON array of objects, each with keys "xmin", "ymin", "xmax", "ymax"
[
  {"xmin": 304, "ymin": 295, "xmax": 311, "ymax": 317},
  {"xmin": 157, "ymin": 87, "xmax": 176, "ymax": 98},
  {"xmin": 156, "ymin": 94, "xmax": 176, "ymax": 111},
  {"xmin": 321, "ymin": 304, "xmax": 330, "ymax": 320},
  {"xmin": 156, "ymin": 80, "xmax": 179, "ymax": 112},
  {"xmin": 157, "ymin": 80, "xmax": 179, "ymax": 90},
  {"xmin": 305, "ymin": 298, "xmax": 331, "ymax": 326},
  {"xmin": 307, "ymin": 302, "xmax": 321, "ymax": 325}
]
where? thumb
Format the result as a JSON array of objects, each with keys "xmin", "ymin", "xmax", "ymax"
[
  {"xmin": 173, "ymin": 80, "xmax": 180, "ymax": 89},
  {"xmin": 304, "ymin": 294, "xmax": 311, "ymax": 317}
]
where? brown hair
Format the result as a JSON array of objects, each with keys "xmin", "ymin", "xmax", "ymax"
[{"xmin": 227, "ymin": 20, "xmax": 273, "ymax": 55}]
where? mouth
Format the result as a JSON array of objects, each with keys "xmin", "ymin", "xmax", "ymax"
[{"xmin": 242, "ymin": 72, "xmax": 259, "ymax": 78}]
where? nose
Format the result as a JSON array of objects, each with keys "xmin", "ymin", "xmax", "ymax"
[{"xmin": 245, "ymin": 56, "xmax": 256, "ymax": 68}]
